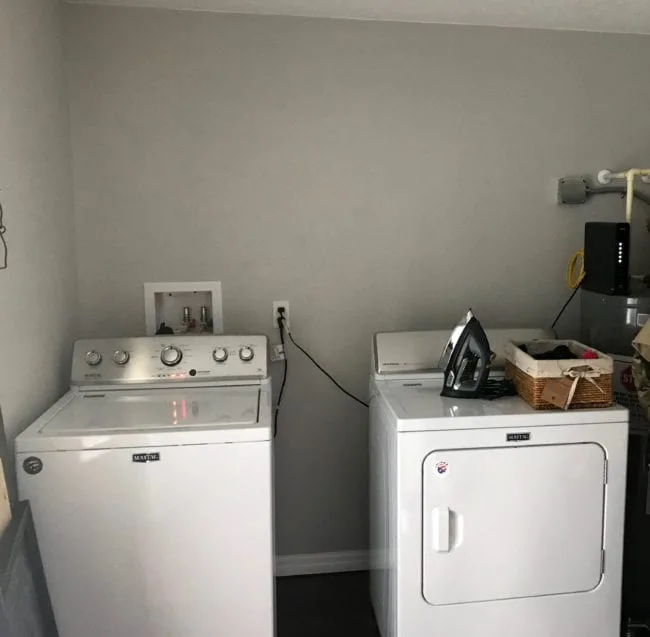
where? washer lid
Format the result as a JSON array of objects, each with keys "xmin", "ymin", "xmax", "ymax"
[{"xmin": 18, "ymin": 386, "xmax": 269, "ymax": 451}]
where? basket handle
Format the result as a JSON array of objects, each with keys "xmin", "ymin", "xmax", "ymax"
[{"xmin": 562, "ymin": 366, "xmax": 605, "ymax": 409}]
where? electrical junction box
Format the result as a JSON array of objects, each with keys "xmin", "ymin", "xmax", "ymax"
[
  {"xmin": 558, "ymin": 177, "xmax": 588, "ymax": 204},
  {"xmin": 144, "ymin": 281, "xmax": 223, "ymax": 336}
]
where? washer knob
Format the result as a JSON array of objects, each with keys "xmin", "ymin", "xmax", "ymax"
[
  {"xmin": 213, "ymin": 347, "xmax": 229, "ymax": 363},
  {"xmin": 161, "ymin": 345, "xmax": 183, "ymax": 367},
  {"xmin": 85, "ymin": 350, "xmax": 102, "ymax": 366},
  {"xmin": 239, "ymin": 346, "xmax": 255, "ymax": 362},
  {"xmin": 113, "ymin": 350, "xmax": 130, "ymax": 366}
]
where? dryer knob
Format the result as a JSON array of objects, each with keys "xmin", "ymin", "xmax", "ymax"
[
  {"xmin": 161, "ymin": 345, "xmax": 183, "ymax": 367},
  {"xmin": 239, "ymin": 346, "xmax": 254, "ymax": 362}
]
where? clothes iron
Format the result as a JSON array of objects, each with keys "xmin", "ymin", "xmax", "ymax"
[{"xmin": 440, "ymin": 309, "xmax": 492, "ymax": 398}]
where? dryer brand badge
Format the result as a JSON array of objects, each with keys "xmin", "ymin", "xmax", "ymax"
[
  {"xmin": 435, "ymin": 461, "xmax": 448, "ymax": 475},
  {"xmin": 23, "ymin": 457, "xmax": 43, "ymax": 475},
  {"xmin": 132, "ymin": 452, "xmax": 160, "ymax": 463}
]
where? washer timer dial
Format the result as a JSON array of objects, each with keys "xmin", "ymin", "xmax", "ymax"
[
  {"xmin": 160, "ymin": 345, "xmax": 183, "ymax": 367},
  {"xmin": 85, "ymin": 350, "xmax": 102, "ymax": 366},
  {"xmin": 239, "ymin": 346, "xmax": 255, "ymax": 362},
  {"xmin": 213, "ymin": 347, "xmax": 229, "ymax": 363},
  {"xmin": 113, "ymin": 350, "xmax": 130, "ymax": 366}
]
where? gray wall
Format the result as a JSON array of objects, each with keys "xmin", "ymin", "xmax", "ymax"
[
  {"xmin": 0, "ymin": 0, "xmax": 77, "ymax": 441},
  {"xmin": 64, "ymin": 5, "xmax": 650, "ymax": 555}
]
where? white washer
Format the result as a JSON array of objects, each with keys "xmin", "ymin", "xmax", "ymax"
[
  {"xmin": 16, "ymin": 335, "xmax": 274, "ymax": 637},
  {"xmin": 370, "ymin": 329, "xmax": 628, "ymax": 637}
]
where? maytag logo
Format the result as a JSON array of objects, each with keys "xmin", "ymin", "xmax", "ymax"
[
  {"xmin": 132, "ymin": 452, "xmax": 161, "ymax": 463},
  {"xmin": 506, "ymin": 433, "xmax": 530, "ymax": 442},
  {"xmin": 23, "ymin": 456, "xmax": 43, "ymax": 475}
]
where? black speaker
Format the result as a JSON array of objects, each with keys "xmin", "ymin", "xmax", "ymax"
[{"xmin": 583, "ymin": 222, "xmax": 630, "ymax": 295}]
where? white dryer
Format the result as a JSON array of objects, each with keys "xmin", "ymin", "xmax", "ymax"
[
  {"xmin": 16, "ymin": 336, "xmax": 274, "ymax": 637},
  {"xmin": 369, "ymin": 329, "xmax": 628, "ymax": 637}
]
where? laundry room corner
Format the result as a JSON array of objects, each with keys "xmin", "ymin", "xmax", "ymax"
[{"xmin": 4, "ymin": 0, "xmax": 650, "ymax": 634}]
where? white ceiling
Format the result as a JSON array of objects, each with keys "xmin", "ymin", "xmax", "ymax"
[{"xmin": 66, "ymin": 0, "xmax": 650, "ymax": 35}]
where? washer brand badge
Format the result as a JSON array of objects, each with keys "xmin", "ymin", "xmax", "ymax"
[
  {"xmin": 435, "ymin": 461, "xmax": 448, "ymax": 475},
  {"xmin": 23, "ymin": 457, "xmax": 43, "ymax": 475},
  {"xmin": 506, "ymin": 432, "xmax": 531, "ymax": 442},
  {"xmin": 132, "ymin": 452, "xmax": 160, "ymax": 463}
]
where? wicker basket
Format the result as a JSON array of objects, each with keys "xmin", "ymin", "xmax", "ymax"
[{"xmin": 504, "ymin": 340, "xmax": 613, "ymax": 411}]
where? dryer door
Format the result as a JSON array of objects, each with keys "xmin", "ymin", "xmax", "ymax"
[{"xmin": 422, "ymin": 443, "xmax": 606, "ymax": 606}]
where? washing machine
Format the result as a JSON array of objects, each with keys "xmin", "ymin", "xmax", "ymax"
[
  {"xmin": 369, "ymin": 328, "xmax": 628, "ymax": 637},
  {"xmin": 16, "ymin": 336, "xmax": 274, "ymax": 637}
]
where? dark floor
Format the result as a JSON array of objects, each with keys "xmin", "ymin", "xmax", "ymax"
[{"xmin": 277, "ymin": 571, "xmax": 380, "ymax": 637}]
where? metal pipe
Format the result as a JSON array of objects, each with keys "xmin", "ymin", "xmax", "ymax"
[
  {"xmin": 627, "ymin": 171, "xmax": 635, "ymax": 223},
  {"xmin": 603, "ymin": 168, "xmax": 650, "ymax": 223}
]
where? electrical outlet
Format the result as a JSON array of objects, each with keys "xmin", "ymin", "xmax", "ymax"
[
  {"xmin": 273, "ymin": 301, "xmax": 290, "ymax": 329},
  {"xmin": 271, "ymin": 344, "xmax": 286, "ymax": 362}
]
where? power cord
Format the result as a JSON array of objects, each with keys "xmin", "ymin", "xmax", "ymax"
[
  {"xmin": 552, "ymin": 249, "xmax": 585, "ymax": 331},
  {"xmin": 0, "ymin": 199, "xmax": 7, "ymax": 270},
  {"xmin": 286, "ymin": 328, "xmax": 369, "ymax": 407},
  {"xmin": 551, "ymin": 284, "xmax": 581, "ymax": 331},
  {"xmin": 273, "ymin": 308, "xmax": 368, "ymax": 438},
  {"xmin": 273, "ymin": 313, "xmax": 288, "ymax": 438},
  {"xmin": 566, "ymin": 249, "xmax": 585, "ymax": 289}
]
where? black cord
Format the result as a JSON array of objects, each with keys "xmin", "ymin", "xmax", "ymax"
[
  {"xmin": 278, "ymin": 313, "xmax": 369, "ymax": 409},
  {"xmin": 0, "ymin": 199, "xmax": 7, "ymax": 270},
  {"xmin": 551, "ymin": 285, "xmax": 581, "ymax": 331},
  {"xmin": 273, "ymin": 314, "xmax": 288, "ymax": 438}
]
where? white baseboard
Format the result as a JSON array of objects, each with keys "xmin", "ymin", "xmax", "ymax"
[{"xmin": 275, "ymin": 550, "xmax": 370, "ymax": 577}]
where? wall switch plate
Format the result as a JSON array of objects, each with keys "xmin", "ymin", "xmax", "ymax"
[
  {"xmin": 271, "ymin": 344, "xmax": 286, "ymax": 362},
  {"xmin": 273, "ymin": 301, "xmax": 290, "ymax": 329}
]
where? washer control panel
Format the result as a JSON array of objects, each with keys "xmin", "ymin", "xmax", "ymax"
[{"xmin": 71, "ymin": 336, "xmax": 268, "ymax": 385}]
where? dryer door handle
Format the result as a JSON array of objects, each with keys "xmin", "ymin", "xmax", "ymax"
[{"xmin": 433, "ymin": 506, "xmax": 451, "ymax": 552}]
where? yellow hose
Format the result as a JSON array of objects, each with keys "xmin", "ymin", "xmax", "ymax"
[{"xmin": 566, "ymin": 250, "xmax": 585, "ymax": 289}]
